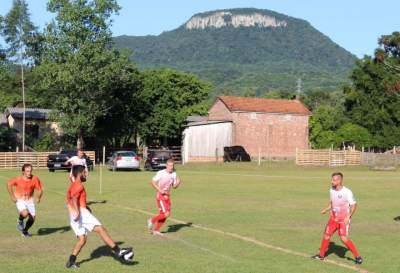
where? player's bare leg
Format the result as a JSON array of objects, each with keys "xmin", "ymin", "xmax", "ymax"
[
  {"xmin": 17, "ymin": 209, "xmax": 29, "ymax": 232},
  {"xmin": 66, "ymin": 235, "xmax": 87, "ymax": 268}
]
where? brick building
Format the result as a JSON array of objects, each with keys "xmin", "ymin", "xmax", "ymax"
[{"xmin": 182, "ymin": 96, "xmax": 310, "ymax": 162}]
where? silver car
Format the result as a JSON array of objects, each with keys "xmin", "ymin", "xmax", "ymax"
[{"xmin": 108, "ymin": 151, "xmax": 140, "ymax": 171}]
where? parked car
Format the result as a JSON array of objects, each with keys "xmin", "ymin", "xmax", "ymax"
[
  {"xmin": 107, "ymin": 151, "xmax": 140, "ymax": 171},
  {"xmin": 47, "ymin": 150, "xmax": 94, "ymax": 172},
  {"xmin": 223, "ymin": 146, "xmax": 251, "ymax": 162},
  {"xmin": 144, "ymin": 150, "xmax": 173, "ymax": 171}
]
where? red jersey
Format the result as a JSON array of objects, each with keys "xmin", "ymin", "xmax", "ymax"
[
  {"xmin": 66, "ymin": 181, "xmax": 87, "ymax": 208},
  {"xmin": 8, "ymin": 176, "xmax": 42, "ymax": 200}
]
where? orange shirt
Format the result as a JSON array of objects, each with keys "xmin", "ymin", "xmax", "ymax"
[
  {"xmin": 66, "ymin": 181, "xmax": 87, "ymax": 208},
  {"xmin": 8, "ymin": 176, "xmax": 42, "ymax": 200}
]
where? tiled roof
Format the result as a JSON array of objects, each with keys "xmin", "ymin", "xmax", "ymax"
[
  {"xmin": 217, "ymin": 96, "xmax": 311, "ymax": 115},
  {"xmin": 5, "ymin": 107, "xmax": 52, "ymax": 120}
]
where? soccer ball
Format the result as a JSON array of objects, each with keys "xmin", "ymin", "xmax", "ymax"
[{"xmin": 120, "ymin": 247, "xmax": 134, "ymax": 261}]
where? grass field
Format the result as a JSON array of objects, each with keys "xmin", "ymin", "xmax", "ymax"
[{"xmin": 0, "ymin": 162, "xmax": 398, "ymax": 273}]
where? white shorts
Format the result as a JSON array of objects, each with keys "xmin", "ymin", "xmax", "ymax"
[
  {"xmin": 16, "ymin": 199, "xmax": 36, "ymax": 216},
  {"xmin": 69, "ymin": 208, "xmax": 101, "ymax": 236}
]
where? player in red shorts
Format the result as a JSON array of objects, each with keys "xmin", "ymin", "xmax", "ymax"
[
  {"xmin": 6, "ymin": 163, "xmax": 43, "ymax": 237},
  {"xmin": 312, "ymin": 172, "xmax": 363, "ymax": 264},
  {"xmin": 147, "ymin": 159, "xmax": 181, "ymax": 236},
  {"xmin": 65, "ymin": 165, "xmax": 134, "ymax": 268}
]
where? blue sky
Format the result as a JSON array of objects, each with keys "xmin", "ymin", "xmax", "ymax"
[{"xmin": 1, "ymin": 0, "xmax": 399, "ymax": 58}]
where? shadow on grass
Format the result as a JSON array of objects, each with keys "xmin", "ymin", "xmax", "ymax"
[
  {"xmin": 78, "ymin": 241, "xmax": 138, "ymax": 266},
  {"xmin": 325, "ymin": 242, "xmax": 354, "ymax": 262},
  {"xmin": 86, "ymin": 200, "xmax": 107, "ymax": 206},
  {"xmin": 37, "ymin": 226, "xmax": 71, "ymax": 236},
  {"xmin": 164, "ymin": 222, "xmax": 193, "ymax": 233},
  {"xmin": 393, "ymin": 216, "xmax": 400, "ymax": 221}
]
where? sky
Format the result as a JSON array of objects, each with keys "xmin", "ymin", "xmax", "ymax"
[{"xmin": 1, "ymin": 0, "xmax": 399, "ymax": 58}]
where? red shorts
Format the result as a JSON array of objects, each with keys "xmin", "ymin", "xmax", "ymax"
[
  {"xmin": 156, "ymin": 192, "xmax": 171, "ymax": 214},
  {"xmin": 324, "ymin": 217, "xmax": 351, "ymax": 237}
]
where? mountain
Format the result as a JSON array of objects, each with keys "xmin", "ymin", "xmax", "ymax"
[{"xmin": 114, "ymin": 8, "xmax": 357, "ymax": 96}]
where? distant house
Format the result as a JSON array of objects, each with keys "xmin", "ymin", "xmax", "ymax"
[
  {"xmin": 4, "ymin": 107, "xmax": 62, "ymax": 140},
  {"xmin": 182, "ymin": 96, "xmax": 311, "ymax": 162}
]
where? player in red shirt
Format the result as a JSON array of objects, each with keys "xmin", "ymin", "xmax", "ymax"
[
  {"xmin": 7, "ymin": 163, "xmax": 43, "ymax": 237},
  {"xmin": 312, "ymin": 172, "xmax": 363, "ymax": 264},
  {"xmin": 65, "ymin": 165, "xmax": 134, "ymax": 268}
]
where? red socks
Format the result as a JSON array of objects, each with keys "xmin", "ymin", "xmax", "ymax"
[
  {"xmin": 319, "ymin": 239, "xmax": 330, "ymax": 257},
  {"xmin": 152, "ymin": 213, "xmax": 166, "ymax": 231},
  {"xmin": 344, "ymin": 240, "xmax": 360, "ymax": 257}
]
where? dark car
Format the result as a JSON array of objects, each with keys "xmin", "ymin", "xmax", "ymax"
[
  {"xmin": 223, "ymin": 146, "xmax": 251, "ymax": 162},
  {"xmin": 144, "ymin": 150, "xmax": 173, "ymax": 171},
  {"xmin": 47, "ymin": 150, "xmax": 93, "ymax": 172}
]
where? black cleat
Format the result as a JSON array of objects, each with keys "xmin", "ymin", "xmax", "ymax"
[
  {"xmin": 65, "ymin": 260, "xmax": 79, "ymax": 268},
  {"xmin": 355, "ymin": 256, "xmax": 363, "ymax": 265},
  {"xmin": 311, "ymin": 254, "xmax": 324, "ymax": 260}
]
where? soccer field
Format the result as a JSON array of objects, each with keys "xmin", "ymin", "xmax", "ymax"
[{"xmin": 0, "ymin": 162, "xmax": 398, "ymax": 273}]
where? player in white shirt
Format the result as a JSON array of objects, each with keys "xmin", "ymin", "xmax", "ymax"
[
  {"xmin": 66, "ymin": 149, "xmax": 89, "ymax": 179},
  {"xmin": 312, "ymin": 172, "xmax": 363, "ymax": 264},
  {"xmin": 147, "ymin": 159, "xmax": 181, "ymax": 235}
]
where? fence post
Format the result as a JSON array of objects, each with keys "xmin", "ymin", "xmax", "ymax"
[
  {"xmin": 215, "ymin": 148, "xmax": 218, "ymax": 163},
  {"xmin": 328, "ymin": 148, "xmax": 332, "ymax": 167}
]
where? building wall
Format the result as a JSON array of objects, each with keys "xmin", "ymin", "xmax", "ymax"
[
  {"xmin": 232, "ymin": 112, "xmax": 309, "ymax": 158},
  {"xmin": 8, "ymin": 116, "xmax": 62, "ymax": 139},
  {"xmin": 208, "ymin": 99, "xmax": 233, "ymax": 121}
]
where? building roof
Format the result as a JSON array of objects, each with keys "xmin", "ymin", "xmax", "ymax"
[
  {"xmin": 185, "ymin": 120, "xmax": 232, "ymax": 127},
  {"xmin": 186, "ymin": 115, "xmax": 208, "ymax": 123},
  {"xmin": 217, "ymin": 96, "xmax": 311, "ymax": 115},
  {"xmin": 5, "ymin": 107, "xmax": 52, "ymax": 120}
]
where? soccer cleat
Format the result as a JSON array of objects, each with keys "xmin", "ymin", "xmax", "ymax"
[
  {"xmin": 147, "ymin": 219, "xmax": 153, "ymax": 231},
  {"xmin": 22, "ymin": 231, "xmax": 32, "ymax": 237},
  {"xmin": 17, "ymin": 220, "xmax": 24, "ymax": 232},
  {"xmin": 65, "ymin": 260, "xmax": 79, "ymax": 268},
  {"xmin": 355, "ymin": 256, "xmax": 363, "ymax": 265},
  {"xmin": 311, "ymin": 254, "xmax": 324, "ymax": 260},
  {"xmin": 117, "ymin": 247, "xmax": 134, "ymax": 261}
]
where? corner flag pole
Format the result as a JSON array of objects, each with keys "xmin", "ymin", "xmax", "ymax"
[{"xmin": 99, "ymin": 146, "xmax": 105, "ymax": 194}]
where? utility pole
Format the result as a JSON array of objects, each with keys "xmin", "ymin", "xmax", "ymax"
[{"xmin": 296, "ymin": 78, "xmax": 302, "ymax": 99}]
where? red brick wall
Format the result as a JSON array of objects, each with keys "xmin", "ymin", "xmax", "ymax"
[
  {"xmin": 232, "ymin": 112, "xmax": 309, "ymax": 158},
  {"xmin": 206, "ymin": 98, "xmax": 309, "ymax": 159}
]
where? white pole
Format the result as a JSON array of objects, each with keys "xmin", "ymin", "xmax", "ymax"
[
  {"xmin": 99, "ymin": 146, "xmax": 105, "ymax": 194},
  {"xmin": 258, "ymin": 147, "xmax": 261, "ymax": 166}
]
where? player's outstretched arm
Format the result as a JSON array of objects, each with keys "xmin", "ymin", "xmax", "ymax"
[
  {"xmin": 36, "ymin": 189, "xmax": 43, "ymax": 204},
  {"xmin": 151, "ymin": 180, "xmax": 163, "ymax": 194},
  {"xmin": 344, "ymin": 203, "xmax": 357, "ymax": 225},
  {"xmin": 6, "ymin": 182, "xmax": 17, "ymax": 203}
]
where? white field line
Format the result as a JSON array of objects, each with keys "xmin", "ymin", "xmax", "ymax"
[{"xmin": 114, "ymin": 204, "xmax": 377, "ymax": 273}]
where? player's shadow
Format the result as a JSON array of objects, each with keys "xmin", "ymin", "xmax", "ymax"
[
  {"xmin": 86, "ymin": 200, "xmax": 107, "ymax": 206},
  {"xmin": 78, "ymin": 242, "xmax": 138, "ymax": 266},
  {"xmin": 325, "ymin": 242, "xmax": 354, "ymax": 262},
  {"xmin": 37, "ymin": 226, "xmax": 71, "ymax": 236},
  {"xmin": 393, "ymin": 216, "xmax": 400, "ymax": 221},
  {"xmin": 165, "ymin": 222, "xmax": 193, "ymax": 233}
]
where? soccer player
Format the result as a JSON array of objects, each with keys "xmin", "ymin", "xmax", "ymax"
[
  {"xmin": 147, "ymin": 159, "xmax": 181, "ymax": 235},
  {"xmin": 65, "ymin": 165, "xmax": 133, "ymax": 268},
  {"xmin": 6, "ymin": 163, "xmax": 43, "ymax": 237},
  {"xmin": 312, "ymin": 172, "xmax": 363, "ymax": 264},
  {"xmin": 66, "ymin": 149, "xmax": 89, "ymax": 179}
]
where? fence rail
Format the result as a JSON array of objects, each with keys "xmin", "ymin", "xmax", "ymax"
[
  {"xmin": 296, "ymin": 149, "xmax": 361, "ymax": 166},
  {"xmin": 0, "ymin": 151, "xmax": 96, "ymax": 169}
]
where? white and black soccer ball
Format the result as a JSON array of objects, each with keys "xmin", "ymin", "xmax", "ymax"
[{"xmin": 120, "ymin": 247, "xmax": 134, "ymax": 261}]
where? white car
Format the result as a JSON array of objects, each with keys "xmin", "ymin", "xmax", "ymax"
[{"xmin": 108, "ymin": 151, "xmax": 140, "ymax": 171}]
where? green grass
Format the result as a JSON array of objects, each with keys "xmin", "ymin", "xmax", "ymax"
[{"xmin": 0, "ymin": 161, "xmax": 397, "ymax": 273}]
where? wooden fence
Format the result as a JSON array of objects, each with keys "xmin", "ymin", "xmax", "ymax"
[
  {"xmin": 0, "ymin": 151, "xmax": 95, "ymax": 169},
  {"xmin": 296, "ymin": 149, "xmax": 361, "ymax": 166}
]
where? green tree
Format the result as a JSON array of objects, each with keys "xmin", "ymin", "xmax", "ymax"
[
  {"xmin": 34, "ymin": 0, "xmax": 141, "ymax": 148},
  {"xmin": 138, "ymin": 69, "xmax": 211, "ymax": 145},
  {"xmin": 1, "ymin": 0, "xmax": 38, "ymax": 151},
  {"xmin": 336, "ymin": 123, "xmax": 372, "ymax": 149},
  {"xmin": 345, "ymin": 31, "xmax": 400, "ymax": 149}
]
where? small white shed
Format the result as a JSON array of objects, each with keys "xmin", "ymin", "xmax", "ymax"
[{"xmin": 182, "ymin": 120, "xmax": 232, "ymax": 163}]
